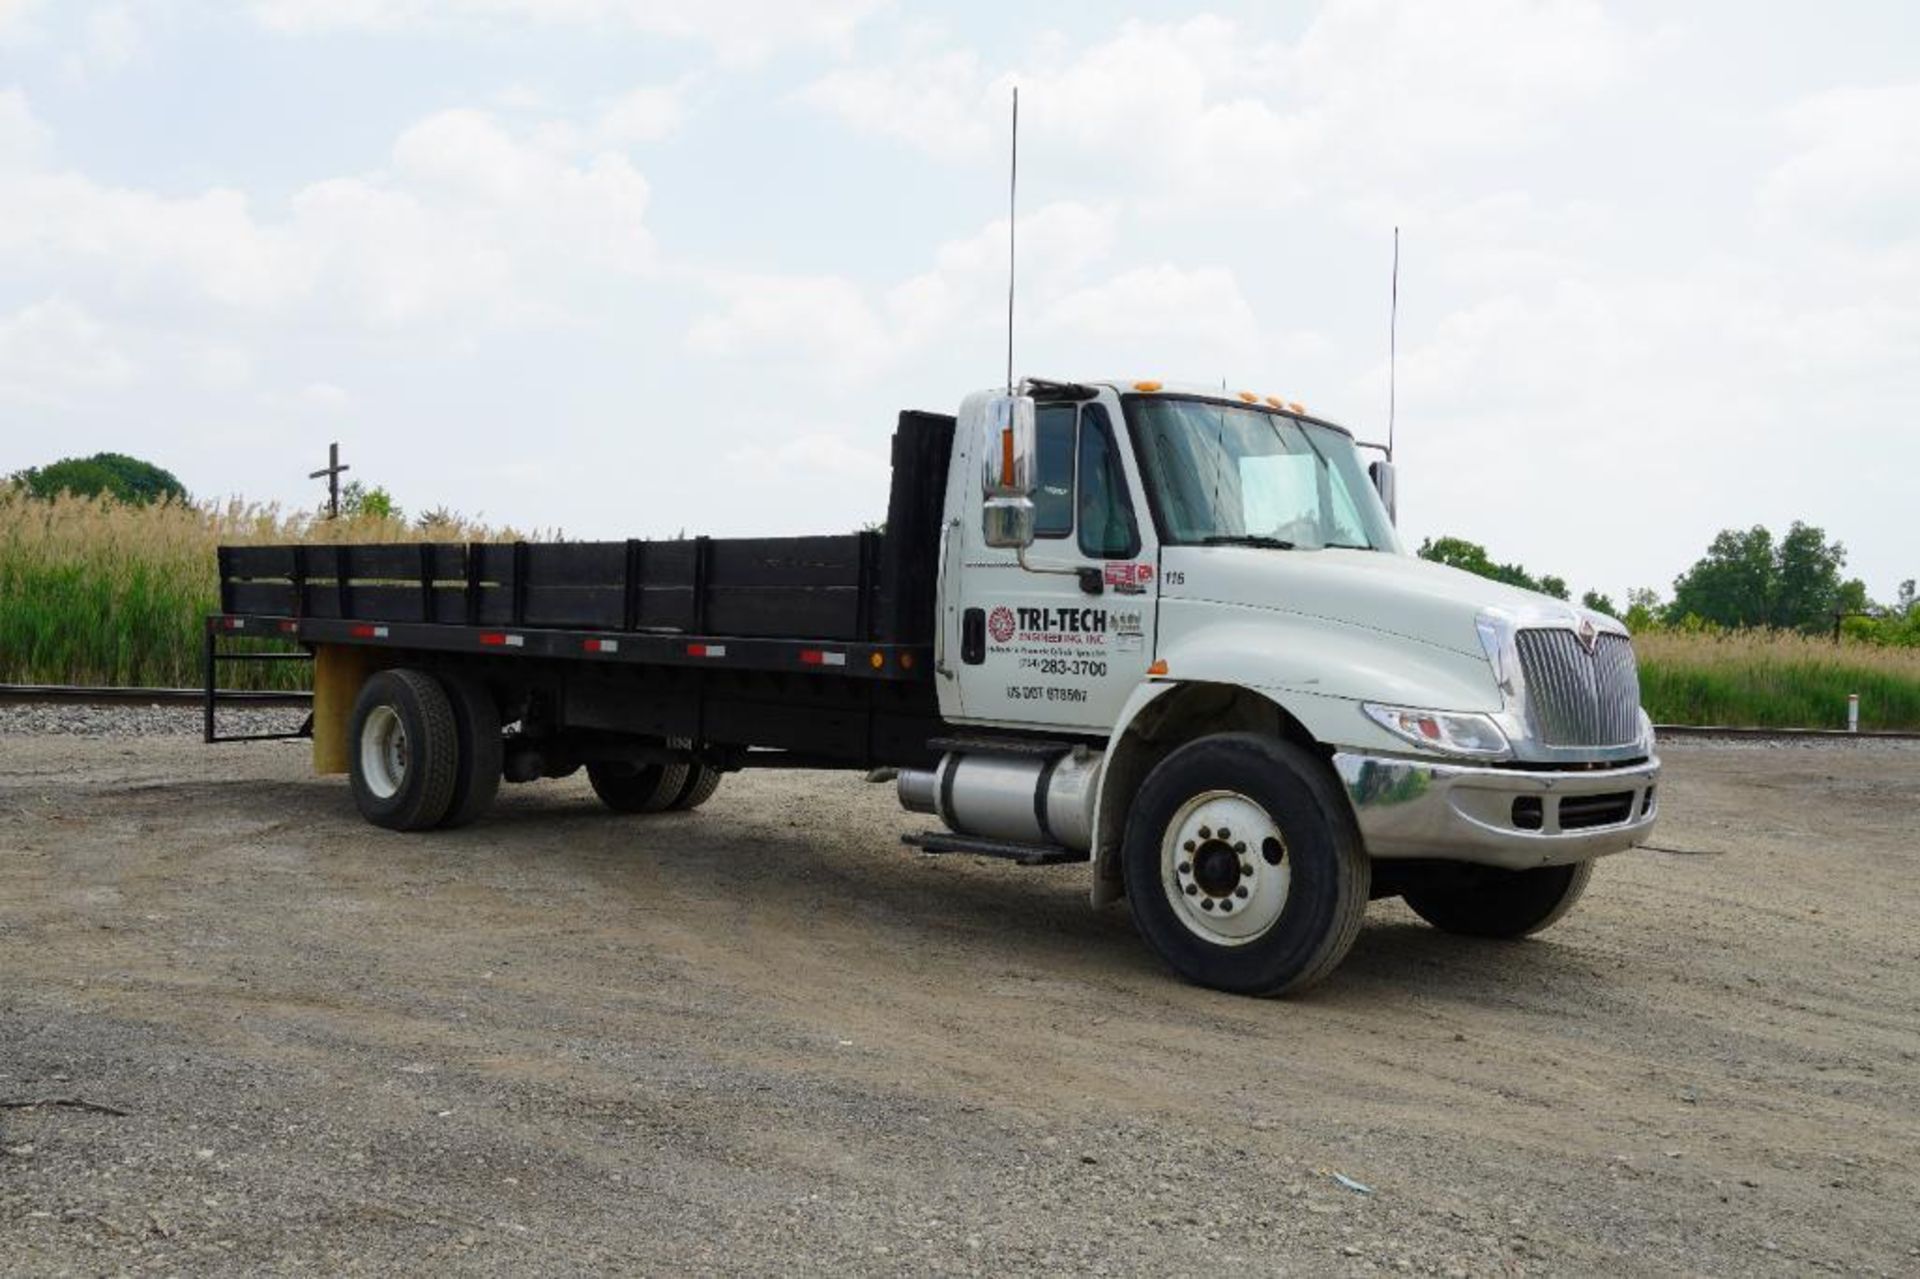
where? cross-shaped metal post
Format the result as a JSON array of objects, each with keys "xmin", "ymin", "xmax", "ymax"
[{"xmin": 309, "ymin": 442, "xmax": 350, "ymax": 519}]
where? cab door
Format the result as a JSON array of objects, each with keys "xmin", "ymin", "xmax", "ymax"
[{"xmin": 950, "ymin": 394, "xmax": 1158, "ymax": 732}]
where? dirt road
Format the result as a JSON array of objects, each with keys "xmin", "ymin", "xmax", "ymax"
[{"xmin": 2, "ymin": 724, "xmax": 1917, "ymax": 1275}]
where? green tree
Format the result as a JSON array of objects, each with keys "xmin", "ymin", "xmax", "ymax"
[
  {"xmin": 1623, "ymin": 588, "xmax": 1663, "ymax": 632},
  {"xmin": 1417, "ymin": 535, "xmax": 1570, "ymax": 600},
  {"xmin": 1581, "ymin": 589, "xmax": 1619, "ymax": 618},
  {"xmin": 14, "ymin": 452, "xmax": 187, "ymax": 505},
  {"xmin": 337, "ymin": 480, "xmax": 400, "ymax": 521},
  {"xmin": 1667, "ymin": 526, "xmax": 1776, "ymax": 627},
  {"xmin": 1668, "ymin": 522, "xmax": 1855, "ymax": 632}
]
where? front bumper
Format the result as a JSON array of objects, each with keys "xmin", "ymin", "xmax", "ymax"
[{"xmin": 1332, "ymin": 750, "xmax": 1660, "ymax": 870}]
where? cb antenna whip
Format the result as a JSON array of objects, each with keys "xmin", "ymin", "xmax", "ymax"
[
  {"xmin": 1388, "ymin": 225, "xmax": 1399, "ymax": 462},
  {"xmin": 1006, "ymin": 86, "xmax": 1019, "ymax": 393}
]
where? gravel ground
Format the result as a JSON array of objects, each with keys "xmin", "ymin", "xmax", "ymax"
[
  {"xmin": 2, "ymin": 716, "xmax": 1917, "ymax": 1275},
  {"xmin": 0, "ymin": 703, "xmax": 309, "ymax": 739}
]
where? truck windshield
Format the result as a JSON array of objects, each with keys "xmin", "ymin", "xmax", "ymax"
[{"xmin": 1125, "ymin": 396, "xmax": 1400, "ymax": 552}]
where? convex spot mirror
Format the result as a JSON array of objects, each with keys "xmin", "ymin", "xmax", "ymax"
[
  {"xmin": 982, "ymin": 496, "xmax": 1035, "ymax": 549},
  {"xmin": 1369, "ymin": 459, "xmax": 1398, "ymax": 525}
]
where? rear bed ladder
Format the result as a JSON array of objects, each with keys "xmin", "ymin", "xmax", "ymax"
[{"xmin": 202, "ymin": 618, "xmax": 314, "ymax": 744}]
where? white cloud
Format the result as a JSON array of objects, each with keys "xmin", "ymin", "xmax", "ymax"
[
  {"xmin": 300, "ymin": 381, "xmax": 351, "ymax": 409},
  {"xmin": 689, "ymin": 273, "xmax": 892, "ymax": 379},
  {"xmin": 0, "ymin": 102, "xmax": 654, "ymax": 329},
  {"xmin": 598, "ymin": 83, "xmax": 685, "ymax": 145},
  {"xmin": 724, "ymin": 433, "xmax": 888, "ymax": 481},
  {"xmin": 691, "ymin": 201, "xmax": 1126, "ymax": 380},
  {"xmin": 247, "ymin": 0, "xmax": 883, "ymax": 63},
  {"xmin": 799, "ymin": 50, "xmax": 993, "ymax": 159},
  {"xmin": 68, "ymin": 4, "xmax": 141, "ymax": 80},
  {"xmin": 0, "ymin": 297, "xmax": 132, "ymax": 401},
  {"xmin": 1760, "ymin": 84, "xmax": 1920, "ymax": 248},
  {"xmin": 0, "ymin": 86, "xmax": 49, "ymax": 168},
  {"xmin": 802, "ymin": 3, "xmax": 1630, "ymax": 204},
  {"xmin": 191, "ymin": 343, "xmax": 254, "ymax": 391},
  {"xmin": 1035, "ymin": 264, "xmax": 1263, "ymax": 366},
  {"xmin": 0, "ymin": 0, "xmax": 42, "ymax": 40}
]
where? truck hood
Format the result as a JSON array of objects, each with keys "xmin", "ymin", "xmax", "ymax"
[{"xmin": 1157, "ymin": 546, "xmax": 1580, "ymax": 659}]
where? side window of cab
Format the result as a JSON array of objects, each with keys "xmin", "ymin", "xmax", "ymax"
[
  {"xmin": 1025, "ymin": 400, "xmax": 1141, "ymax": 557},
  {"xmin": 1077, "ymin": 405, "xmax": 1140, "ymax": 559},
  {"xmin": 1032, "ymin": 404, "xmax": 1076, "ymax": 538}
]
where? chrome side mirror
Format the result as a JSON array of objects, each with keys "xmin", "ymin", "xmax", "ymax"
[
  {"xmin": 982, "ymin": 394, "xmax": 1036, "ymax": 497},
  {"xmin": 1369, "ymin": 459, "xmax": 1398, "ymax": 525}
]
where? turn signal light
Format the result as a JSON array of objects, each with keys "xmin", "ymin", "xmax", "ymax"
[{"xmin": 1147, "ymin": 658, "xmax": 1169, "ymax": 676}]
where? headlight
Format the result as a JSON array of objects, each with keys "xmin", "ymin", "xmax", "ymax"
[{"xmin": 1362, "ymin": 703, "xmax": 1512, "ymax": 759}]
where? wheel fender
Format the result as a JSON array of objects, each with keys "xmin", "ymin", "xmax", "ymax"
[{"xmin": 1090, "ymin": 676, "xmax": 1405, "ymax": 908}]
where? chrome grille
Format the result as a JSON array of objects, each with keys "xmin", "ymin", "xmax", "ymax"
[{"xmin": 1515, "ymin": 629, "xmax": 1642, "ymax": 748}]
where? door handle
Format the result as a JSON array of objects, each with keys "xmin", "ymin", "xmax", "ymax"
[{"xmin": 933, "ymin": 516, "xmax": 957, "ymax": 678}]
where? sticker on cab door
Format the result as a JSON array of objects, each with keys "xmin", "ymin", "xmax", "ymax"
[{"xmin": 1104, "ymin": 562, "xmax": 1154, "ymax": 594}]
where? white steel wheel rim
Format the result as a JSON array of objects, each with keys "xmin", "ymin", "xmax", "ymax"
[
  {"xmin": 1160, "ymin": 789, "xmax": 1292, "ymax": 946},
  {"xmin": 360, "ymin": 704, "xmax": 409, "ymax": 800}
]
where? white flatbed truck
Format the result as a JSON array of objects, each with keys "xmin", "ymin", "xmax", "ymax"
[{"xmin": 208, "ymin": 378, "xmax": 1659, "ymax": 995}]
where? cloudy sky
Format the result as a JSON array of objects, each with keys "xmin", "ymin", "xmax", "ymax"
[{"xmin": 1, "ymin": 1, "xmax": 1914, "ymax": 604}]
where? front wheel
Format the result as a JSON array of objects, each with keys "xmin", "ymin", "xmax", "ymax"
[
  {"xmin": 1123, "ymin": 733, "xmax": 1370, "ymax": 997},
  {"xmin": 1401, "ymin": 860, "xmax": 1593, "ymax": 938}
]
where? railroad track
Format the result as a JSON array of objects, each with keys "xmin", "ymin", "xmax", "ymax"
[
  {"xmin": 1652, "ymin": 723, "xmax": 1920, "ymax": 742},
  {"xmin": 0, "ymin": 684, "xmax": 311, "ymax": 708},
  {"xmin": 2, "ymin": 684, "xmax": 1912, "ymax": 740}
]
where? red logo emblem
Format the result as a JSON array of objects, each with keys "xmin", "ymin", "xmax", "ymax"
[{"xmin": 987, "ymin": 606, "xmax": 1016, "ymax": 644}]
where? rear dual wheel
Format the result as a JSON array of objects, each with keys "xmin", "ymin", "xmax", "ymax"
[
  {"xmin": 348, "ymin": 668, "xmax": 502, "ymax": 831},
  {"xmin": 587, "ymin": 738, "xmax": 723, "ymax": 813}
]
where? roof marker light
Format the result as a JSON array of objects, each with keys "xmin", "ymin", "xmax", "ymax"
[
  {"xmin": 1238, "ymin": 390, "xmax": 1258, "ymax": 403},
  {"xmin": 1133, "ymin": 380, "xmax": 1163, "ymax": 392}
]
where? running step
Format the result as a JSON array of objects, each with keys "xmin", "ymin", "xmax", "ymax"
[
  {"xmin": 903, "ymin": 831, "xmax": 1082, "ymax": 866},
  {"xmin": 925, "ymin": 735, "xmax": 1082, "ymax": 759}
]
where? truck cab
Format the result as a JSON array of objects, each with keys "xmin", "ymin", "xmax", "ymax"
[{"xmin": 901, "ymin": 378, "xmax": 1658, "ymax": 993}]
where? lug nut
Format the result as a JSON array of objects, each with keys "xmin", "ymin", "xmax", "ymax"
[
  {"xmin": 1177, "ymin": 862, "xmax": 1191, "ymax": 875},
  {"xmin": 1235, "ymin": 886, "xmax": 1249, "ymax": 899},
  {"xmin": 1198, "ymin": 826, "xmax": 1211, "ymax": 839},
  {"xmin": 1201, "ymin": 899, "xmax": 1214, "ymax": 911},
  {"xmin": 1185, "ymin": 884, "xmax": 1198, "ymax": 896},
  {"xmin": 1240, "ymin": 863, "xmax": 1254, "ymax": 877},
  {"xmin": 1218, "ymin": 828, "xmax": 1231, "ymax": 839},
  {"xmin": 1220, "ymin": 901, "xmax": 1233, "ymax": 912},
  {"xmin": 1184, "ymin": 840, "xmax": 1196, "ymax": 853},
  {"xmin": 1233, "ymin": 841, "xmax": 1246, "ymax": 854}
]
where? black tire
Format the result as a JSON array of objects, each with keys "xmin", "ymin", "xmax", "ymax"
[
  {"xmin": 348, "ymin": 669, "xmax": 460, "ymax": 832},
  {"xmin": 587, "ymin": 749, "xmax": 690, "ymax": 814},
  {"xmin": 1401, "ymin": 860, "xmax": 1593, "ymax": 938},
  {"xmin": 1123, "ymin": 733, "xmax": 1370, "ymax": 997},
  {"xmin": 436, "ymin": 671, "xmax": 502, "ymax": 829},
  {"xmin": 667, "ymin": 764, "xmax": 723, "ymax": 811}
]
